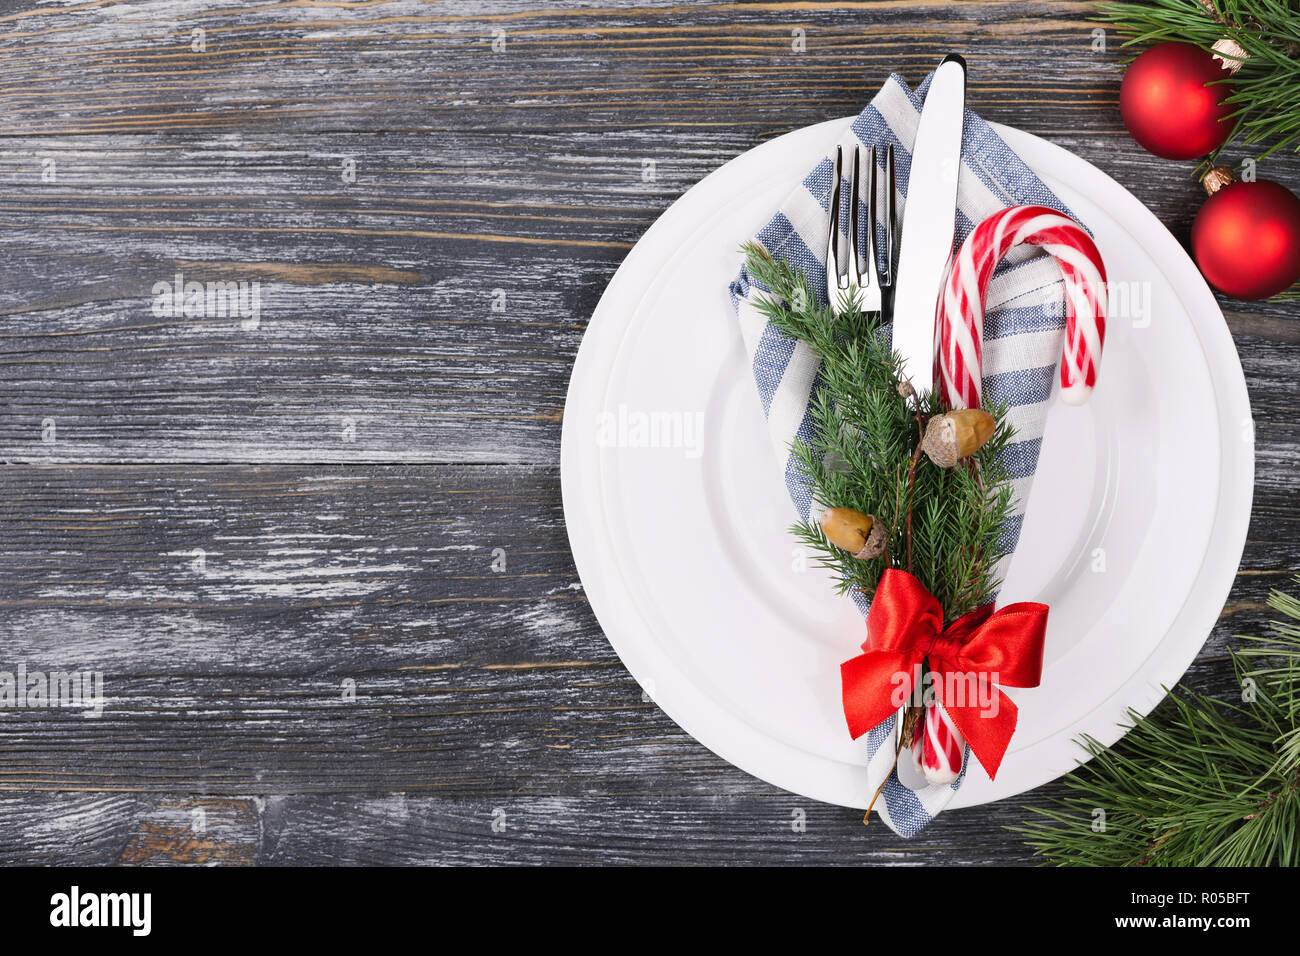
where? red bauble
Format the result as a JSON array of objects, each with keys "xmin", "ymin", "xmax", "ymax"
[
  {"xmin": 1120, "ymin": 41, "xmax": 1235, "ymax": 160},
  {"xmin": 1192, "ymin": 179, "xmax": 1300, "ymax": 300}
]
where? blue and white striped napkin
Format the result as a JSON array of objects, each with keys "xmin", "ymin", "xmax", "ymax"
[{"xmin": 728, "ymin": 72, "xmax": 1079, "ymax": 837}]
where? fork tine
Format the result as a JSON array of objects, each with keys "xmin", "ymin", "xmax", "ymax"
[
  {"xmin": 864, "ymin": 146, "xmax": 877, "ymax": 289},
  {"xmin": 847, "ymin": 146, "xmax": 862, "ymax": 291},
  {"xmin": 856, "ymin": 146, "xmax": 881, "ymax": 312},
  {"xmin": 826, "ymin": 146, "xmax": 843, "ymax": 306},
  {"xmin": 883, "ymin": 144, "xmax": 897, "ymax": 288}
]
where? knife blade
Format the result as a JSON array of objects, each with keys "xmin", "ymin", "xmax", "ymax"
[{"xmin": 891, "ymin": 54, "xmax": 967, "ymax": 396}]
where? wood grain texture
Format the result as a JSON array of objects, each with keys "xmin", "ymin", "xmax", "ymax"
[{"xmin": 0, "ymin": 0, "xmax": 1296, "ymax": 865}]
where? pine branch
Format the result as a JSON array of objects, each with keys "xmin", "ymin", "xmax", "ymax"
[
  {"xmin": 1016, "ymin": 575, "xmax": 1300, "ymax": 866},
  {"xmin": 741, "ymin": 242, "xmax": 1017, "ymax": 619},
  {"xmin": 1097, "ymin": 0, "xmax": 1300, "ymax": 160}
]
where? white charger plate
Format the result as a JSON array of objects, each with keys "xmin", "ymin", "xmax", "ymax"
[{"xmin": 561, "ymin": 118, "xmax": 1253, "ymax": 809}]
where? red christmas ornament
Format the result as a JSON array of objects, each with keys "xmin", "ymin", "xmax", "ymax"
[
  {"xmin": 1120, "ymin": 41, "xmax": 1235, "ymax": 160},
  {"xmin": 1192, "ymin": 169, "xmax": 1300, "ymax": 300}
]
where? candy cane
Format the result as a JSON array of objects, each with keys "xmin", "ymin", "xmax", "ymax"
[
  {"xmin": 910, "ymin": 700, "xmax": 964, "ymax": 786},
  {"xmin": 937, "ymin": 205, "xmax": 1107, "ymax": 409}
]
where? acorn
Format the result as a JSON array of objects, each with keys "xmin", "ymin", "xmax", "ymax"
[
  {"xmin": 920, "ymin": 409, "xmax": 996, "ymax": 468},
  {"xmin": 819, "ymin": 507, "xmax": 886, "ymax": 560}
]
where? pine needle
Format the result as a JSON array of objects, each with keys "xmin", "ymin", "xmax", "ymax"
[
  {"xmin": 1098, "ymin": 0, "xmax": 1300, "ymax": 161},
  {"xmin": 1016, "ymin": 575, "xmax": 1300, "ymax": 866},
  {"xmin": 741, "ymin": 242, "xmax": 1016, "ymax": 619}
]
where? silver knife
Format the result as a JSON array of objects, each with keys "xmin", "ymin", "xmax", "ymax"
[
  {"xmin": 891, "ymin": 54, "xmax": 967, "ymax": 396},
  {"xmin": 890, "ymin": 54, "xmax": 967, "ymax": 793}
]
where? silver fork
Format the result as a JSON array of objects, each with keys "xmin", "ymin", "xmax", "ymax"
[
  {"xmin": 827, "ymin": 143, "xmax": 925, "ymax": 789},
  {"xmin": 825, "ymin": 143, "xmax": 896, "ymax": 318}
]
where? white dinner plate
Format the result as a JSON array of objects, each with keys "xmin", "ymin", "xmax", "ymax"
[{"xmin": 561, "ymin": 118, "xmax": 1253, "ymax": 809}]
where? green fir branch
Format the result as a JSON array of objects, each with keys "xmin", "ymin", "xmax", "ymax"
[
  {"xmin": 1017, "ymin": 576, "xmax": 1300, "ymax": 866},
  {"xmin": 741, "ymin": 242, "xmax": 1017, "ymax": 621},
  {"xmin": 1097, "ymin": 0, "xmax": 1300, "ymax": 160}
]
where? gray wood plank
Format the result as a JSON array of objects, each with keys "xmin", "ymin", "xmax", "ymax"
[
  {"xmin": 0, "ymin": 2, "xmax": 1120, "ymax": 137},
  {"xmin": 0, "ymin": 132, "xmax": 1293, "ymax": 464},
  {"xmin": 0, "ymin": 463, "xmax": 1291, "ymax": 809},
  {"xmin": 0, "ymin": 9, "xmax": 1292, "ymax": 463}
]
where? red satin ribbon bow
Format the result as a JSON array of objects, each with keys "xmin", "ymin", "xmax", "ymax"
[{"xmin": 840, "ymin": 569, "xmax": 1048, "ymax": 780}]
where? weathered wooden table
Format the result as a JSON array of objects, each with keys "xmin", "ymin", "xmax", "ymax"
[{"xmin": 1, "ymin": 1, "xmax": 1295, "ymax": 865}]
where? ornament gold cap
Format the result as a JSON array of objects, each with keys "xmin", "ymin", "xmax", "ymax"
[
  {"xmin": 1195, "ymin": 1, "xmax": 1250, "ymax": 73},
  {"xmin": 1201, "ymin": 165, "xmax": 1237, "ymax": 197},
  {"xmin": 1211, "ymin": 36, "xmax": 1248, "ymax": 74}
]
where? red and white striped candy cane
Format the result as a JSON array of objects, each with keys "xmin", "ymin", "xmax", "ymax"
[
  {"xmin": 937, "ymin": 205, "xmax": 1107, "ymax": 409},
  {"xmin": 910, "ymin": 700, "xmax": 964, "ymax": 786}
]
